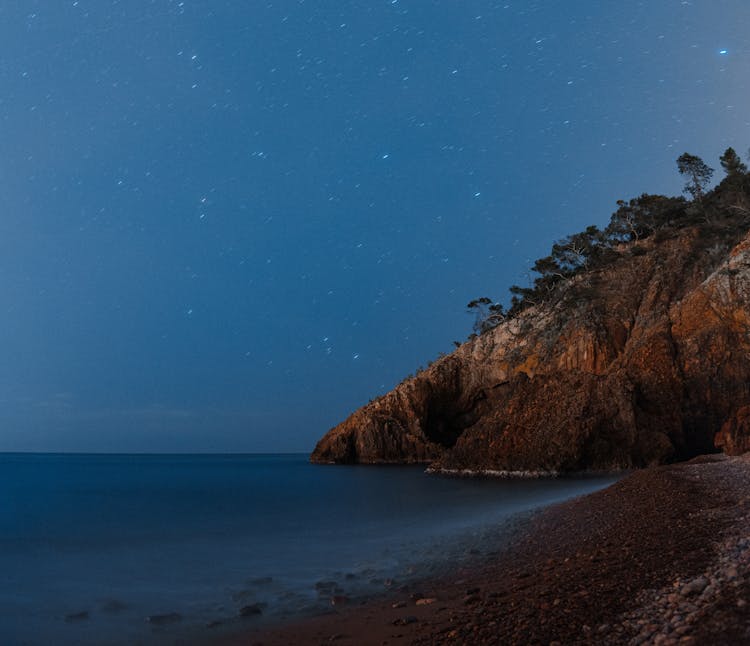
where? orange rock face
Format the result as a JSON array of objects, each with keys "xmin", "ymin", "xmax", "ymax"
[{"xmin": 312, "ymin": 217, "xmax": 750, "ymax": 472}]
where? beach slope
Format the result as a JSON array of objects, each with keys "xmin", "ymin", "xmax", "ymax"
[{"xmin": 228, "ymin": 454, "xmax": 750, "ymax": 645}]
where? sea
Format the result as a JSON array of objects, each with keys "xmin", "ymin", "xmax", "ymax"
[{"xmin": 0, "ymin": 453, "xmax": 620, "ymax": 645}]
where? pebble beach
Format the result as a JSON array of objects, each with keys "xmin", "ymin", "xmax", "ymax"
[{"xmin": 221, "ymin": 454, "xmax": 750, "ymax": 645}]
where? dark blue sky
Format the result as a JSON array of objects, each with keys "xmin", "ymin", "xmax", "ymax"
[{"xmin": 1, "ymin": 1, "xmax": 747, "ymax": 452}]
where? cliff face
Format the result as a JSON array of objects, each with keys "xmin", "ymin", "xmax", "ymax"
[{"xmin": 312, "ymin": 196, "xmax": 750, "ymax": 472}]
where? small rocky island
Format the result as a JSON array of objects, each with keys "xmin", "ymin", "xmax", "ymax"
[{"xmin": 312, "ymin": 150, "xmax": 750, "ymax": 473}]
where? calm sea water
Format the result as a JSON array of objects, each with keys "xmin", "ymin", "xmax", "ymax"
[{"xmin": 0, "ymin": 453, "xmax": 619, "ymax": 645}]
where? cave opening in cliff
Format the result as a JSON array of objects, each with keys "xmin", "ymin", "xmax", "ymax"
[{"xmin": 423, "ymin": 397, "xmax": 478, "ymax": 448}]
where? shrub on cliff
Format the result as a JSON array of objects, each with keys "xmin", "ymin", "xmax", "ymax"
[{"xmin": 467, "ymin": 297, "xmax": 506, "ymax": 334}]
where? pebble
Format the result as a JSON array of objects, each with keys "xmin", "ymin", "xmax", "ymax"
[
  {"xmin": 392, "ymin": 615, "xmax": 418, "ymax": 626},
  {"xmin": 680, "ymin": 576, "xmax": 708, "ymax": 596},
  {"xmin": 701, "ymin": 584, "xmax": 716, "ymax": 597},
  {"xmin": 415, "ymin": 598, "xmax": 437, "ymax": 606}
]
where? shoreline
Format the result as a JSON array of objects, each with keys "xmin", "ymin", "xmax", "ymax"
[
  {"xmin": 213, "ymin": 453, "xmax": 750, "ymax": 645},
  {"xmin": 426, "ymin": 466, "xmax": 633, "ymax": 479}
]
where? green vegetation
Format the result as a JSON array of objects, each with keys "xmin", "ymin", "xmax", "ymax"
[{"xmin": 468, "ymin": 149, "xmax": 750, "ymax": 335}]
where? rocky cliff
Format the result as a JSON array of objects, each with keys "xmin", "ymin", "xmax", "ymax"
[{"xmin": 311, "ymin": 175, "xmax": 750, "ymax": 472}]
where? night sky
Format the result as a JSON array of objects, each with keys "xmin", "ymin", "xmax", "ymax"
[{"xmin": 1, "ymin": 1, "xmax": 747, "ymax": 452}]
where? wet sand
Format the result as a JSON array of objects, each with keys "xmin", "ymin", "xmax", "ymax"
[{"xmin": 214, "ymin": 454, "xmax": 750, "ymax": 645}]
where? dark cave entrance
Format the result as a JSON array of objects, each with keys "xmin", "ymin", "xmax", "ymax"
[{"xmin": 422, "ymin": 392, "xmax": 486, "ymax": 448}]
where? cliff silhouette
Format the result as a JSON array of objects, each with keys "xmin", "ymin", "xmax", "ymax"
[{"xmin": 312, "ymin": 151, "xmax": 750, "ymax": 472}]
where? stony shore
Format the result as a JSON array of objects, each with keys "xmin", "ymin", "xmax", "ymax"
[{"xmin": 218, "ymin": 454, "xmax": 750, "ymax": 645}]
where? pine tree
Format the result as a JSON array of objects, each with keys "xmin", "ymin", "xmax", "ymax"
[
  {"xmin": 719, "ymin": 147, "xmax": 747, "ymax": 176},
  {"xmin": 676, "ymin": 153, "xmax": 714, "ymax": 200}
]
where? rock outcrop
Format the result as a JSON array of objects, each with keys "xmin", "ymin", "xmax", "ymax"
[{"xmin": 312, "ymin": 182, "xmax": 750, "ymax": 472}]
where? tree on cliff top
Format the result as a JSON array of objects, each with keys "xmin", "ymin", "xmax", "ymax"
[
  {"xmin": 720, "ymin": 147, "xmax": 748, "ymax": 176},
  {"xmin": 606, "ymin": 194, "xmax": 688, "ymax": 242},
  {"xmin": 467, "ymin": 147, "xmax": 744, "ymax": 336},
  {"xmin": 677, "ymin": 153, "xmax": 714, "ymax": 200}
]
